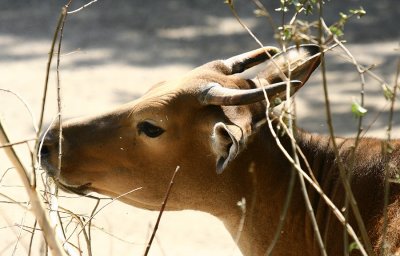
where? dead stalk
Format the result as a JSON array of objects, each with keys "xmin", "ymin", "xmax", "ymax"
[
  {"xmin": 0, "ymin": 89, "xmax": 38, "ymax": 133},
  {"xmin": 68, "ymin": 0, "xmax": 99, "ymax": 14},
  {"xmin": 0, "ymin": 138, "xmax": 36, "ymax": 149},
  {"xmin": 0, "ymin": 123, "xmax": 68, "ymax": 255},
  {"xmin": 228, "ymin": 3, "xmax": 327, "ymax": 253},
  {"xmin": 88, "ymin": 198, "xmax": 100, "ymax": 249},
  {"xmin": 285, "ymin": 60, "xmax": 326, "ymax": 255},
  {"xmin": 12, "ymin": 203, "xmax": 29, "ymax": 256},
  {"xmin": 60, "ymin": 207, "xmax": 93, "ymax": 256},
  {"xmin": 35, "ymin": 7, "xmax": 67, "ymax": 146},
  {"xmin": 250, "ymin": 0, "xmax": 278, "ymax": 34},
  {"xmin": 28, "ymin": 220, "xmax": 38, "ymax": 256},
  {"xmin": 380, "ymin": 50, "xmax": 399, "ymax": 256},
  {"xmin": 66, "ymin": 187, "xmax": 143, "ymax": 243},
  {"xmin": 319, "ymin": 18, "xmax": 369, "ymax": 254},
  {"xmin": 261, "ymin": 83, "xmax": 327, "ymax": 255},
  {"xmin": 317, "ymin": 1, "xmax": 374, "ymax": 254},
  {"xmin": 0, "ymin": 4, "xmax": 77, "ymax": 256},
  {"xmin": 226, "ymin": 1, "xmax": 290, "ymax": 82},
  {"xmin": 144, "ymin": 166, "xmax": 180, "ymax": 256},
  {"xmin": 262, "ymin": 96, "xmax": 368, "ymax": 255},
  {"xmin": 48, "ymin": 2, "xmax": 69, "ymax": 253}
]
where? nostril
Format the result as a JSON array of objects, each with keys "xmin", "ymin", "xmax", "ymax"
[
  {"xmin": 40, "ymin": 144, "xmax": 50, "ymax": 157},
  {"xmin": 39, "ymin": 130, "xmax": 57, "ymax": 158}
]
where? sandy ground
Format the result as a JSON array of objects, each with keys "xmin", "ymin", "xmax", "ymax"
[{"xmin": 0, "ymin": 0, "xmax": 399, "ymax": 255}]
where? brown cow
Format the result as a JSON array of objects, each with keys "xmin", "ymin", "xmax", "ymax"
[{"xmin": 41, "ymin": 45, "xmax": 400, "ymax": 255}]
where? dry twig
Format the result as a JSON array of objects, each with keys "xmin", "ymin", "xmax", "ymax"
[
  {"xmin": 317, "ymin": 1, "xmax": 374, "ymax": 254},
  {"xmin": 144, "ymin": 166, "xmax": 180, "ymax": 256},
  {"xmin": 0, "ymin": 123, "xmax": 67, "ymax": 255}
]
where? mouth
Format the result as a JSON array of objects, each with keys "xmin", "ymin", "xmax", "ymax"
[
  {"xmin": 56, "ymin": 181, "xmax": 92, "ymax": 196},
  {"xmin": 40, "ymin": 160, "xmax": 92, "ymax": 196},
  {"xmin": 40, "ymin": 158, "xmax": 60, "ymax": 177}
]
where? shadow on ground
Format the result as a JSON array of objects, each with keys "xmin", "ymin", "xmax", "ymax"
[{"xmin": 0, "ymin": 0, "xmax": 398, "ymax": 67}]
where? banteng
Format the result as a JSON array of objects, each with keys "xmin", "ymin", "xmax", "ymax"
[{"xmin": 41, "ymin": 45, "xmax": 400, "ymax": 255}]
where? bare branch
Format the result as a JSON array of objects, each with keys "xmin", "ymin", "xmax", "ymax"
[
  {"xmin": 12, "ymin": 203, "xmax": 29, "ymax": 256},
  {"xmin": 0, "ymin": 89, "xmax": 38, "ymax": 133},
  {"xmin": 65, "ymin": 187, "xmax": 143, "ymax": 243},
  {"xmin": 144, "ymin": 166, "xmax": 180, "ymax": 256},
  {"xmin": 0, "ymin": 138, "xmax": 36, "ymax": 149},
  {"xmin": 28, "ymin": 220, "xmax": 37, "ymax": 256},
  {"xmin": 317, "ymin": 1, "xmax": 374, "ymax": 254},
  {"xmin": 35, "ymin": 6, "xmax": 67, "ymax": 141},
  {"xmin": 0, "ymin": 122, "xmax": 68, "ymax": 256},
  {"xmin": 380, "ymin": 47, "xmax": 400, "ymax": 256},
  {"xmin": 68, "ymin": 0, "xmax": 99, "ymax": 14}
]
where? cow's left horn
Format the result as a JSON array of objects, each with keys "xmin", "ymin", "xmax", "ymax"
[
  {"xmin": 224, "ymin": 46, "xmax": 281, "ymax": 74},
  {"xmin": 198, "ymin": 80, "xmax": 302, "ymax": 106}
]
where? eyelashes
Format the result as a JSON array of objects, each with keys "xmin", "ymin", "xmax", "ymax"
[{"xmin": 137, "ymin": 121, "xmax": 165, "ymax": 138}]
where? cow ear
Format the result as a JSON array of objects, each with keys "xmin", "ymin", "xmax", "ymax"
[{"xmin": 211, "ymin": 122, "xmax": 243, "ymax": 174}]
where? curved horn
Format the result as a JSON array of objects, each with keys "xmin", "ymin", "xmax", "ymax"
[
  {"xmin": 224, "ymin": 46, "xmax": 281, "ymax": 74},
  {"xmin": 199, "ymin": 44, "xmax": 321, "ymax": 106},
  {"xmin": 198, "ymin": 80, "xmax": 302, "ymax": 106}
]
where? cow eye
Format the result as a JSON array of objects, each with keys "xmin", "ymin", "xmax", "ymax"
[{"xmin": 137, "ymin": 121, "xmax": 165, "ymax": 138}]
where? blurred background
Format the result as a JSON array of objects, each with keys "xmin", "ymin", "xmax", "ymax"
[{"xmin": 0, "ymin": 0, "xmax": 399, "ymax": 255}]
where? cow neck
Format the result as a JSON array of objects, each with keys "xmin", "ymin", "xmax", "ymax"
[{"xmin": 216, "ymin": 123, "xmax": 322, "ymax": 255}]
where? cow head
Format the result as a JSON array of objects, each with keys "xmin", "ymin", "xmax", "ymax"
[{"xmin": 40, "ymin": 44, "xmax": 320, "ymax": 212}]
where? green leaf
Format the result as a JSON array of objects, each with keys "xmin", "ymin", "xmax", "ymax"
[
  {"xmin": 350, "ymin": 7, "xmax": 366, "ymax": 18},
  {"xmin": 282, "ymin": 26, "xmax": 292, "ymax": 41},
  {"xmin": 382, "ymin": 84, "xmax": 394, "ymax": 101},
  {"xmin": 339, "ymin": 12, "xmax": 348, "ymax": 20},
  {"xmin": 274, "ymin": 97, "xmax": 283, "ymax": 106},
  {"xmin": 329, "ymin": 25, "xmax": 344, "ymax": 37},
  {"xmin": 349, "ymin": 242, "xmax": 360, "ymax": 253},
  {"xmin": 254, "ymin": 9, "xmax": 267, "ymax": 17},
  {"xmin": 351, "ymin": 101, "xmax": 368, "ymax": 117}
]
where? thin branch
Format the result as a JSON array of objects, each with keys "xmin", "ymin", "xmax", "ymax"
[
  {"xmin": 263, "ymin": 105, "xmax": 368, "ymax": 256},
  {"xmin": 0, "ymin": 89, "xmax": 38, "ymax": 133},
  {"xmin": 380, "ymin": 47, "xmax": 400, "ymax": 256},
  {"xmin": 68, "ymin": 0, "xmax": 99, "ymax": 14},
  {"xmin": 257, "ymin": 77, "xmax": 297, "ymax": 256},
  {"xmin": 90, "ymin": 224, "xmax": 139, "ymax": 245},
  {"xmin": 0, "ymin": 193, "xmax": 28, "ymax": 209},
  {"xmin": 144, "ymin": 166, "xmax": 180, "ymax": 256},
  {"xmin": 319, "ymin": 18, "xmax": 369, "ymax": 254},
  {"xmin": 35, "ymin": 6, "xmax": 67, "ymax": 142},
  {"xmin": 49, "ymin": 3, "xmax": 69, "ymax": 254},
  {"xmin": 0, "ymin": 5, "xmax": 71, "ymax": 255},
  {"xmin": 66, "ymin": 187, "xmax": 143, "ymax": 242},
  {"xmin": 317, "ymin": 1, "xmax": 374, "ymax": 254},
  {"xmin": 37, "ymin": 113, "xmax": 61, "ymax": 170},
  {"xmin": 226, "ymin": 5, "xmax": 330, "ymax": 253},
  {"xmin": 87, "ymin": 197, "xmax": 100, "ymax": 252},
  {"xmin": 0, "ymin": 120, "xmax": 68, "ymax": 256},
  {"xmin": 59, "ymin": 207, "xmax": 92, "ymax": 256},
  {"xmin": 261, "ymin": 79, "xmax": 327, "ymax": 255},
  {"xmin": 28, "ymin": 220, "xmax": 37, "ymax": 256},
  {"xmin": 0, "ymin": 167, "xmax": 14, "ymax": 184},
  {"xmin": 0, "ymin": 138, "xmax": 36, "ymax": 149},
  {"xmin": 12, "ymin": 203, "xmax": 29, "ymax": 256},
  {"xmin": 250, "ymin": 0, "xmax": 278, "ymax": 33}
]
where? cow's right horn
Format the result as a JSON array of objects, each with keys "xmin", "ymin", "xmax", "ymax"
[{"xmin": 198, "ymin": 80, "xmax": 302, "ymax": 106}]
